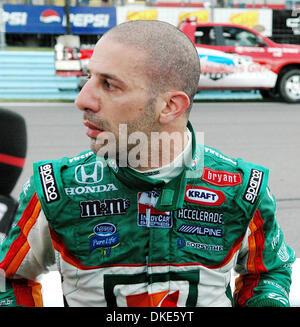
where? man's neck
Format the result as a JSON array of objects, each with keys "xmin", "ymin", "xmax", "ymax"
[{"xmin": 130, "ymin": 128, "xmax": 189, "ymax": 172}]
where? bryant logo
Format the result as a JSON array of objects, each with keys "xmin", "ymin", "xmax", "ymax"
[{"xmin": 201, "ymin": 167, "xmax": 242, "ymax": 187}]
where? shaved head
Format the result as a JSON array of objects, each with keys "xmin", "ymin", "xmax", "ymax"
[{"xmin": 102, "ymin": 20, "xmax": 200, "ymax": 114}]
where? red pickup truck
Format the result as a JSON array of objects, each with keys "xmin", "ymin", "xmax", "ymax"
[{"xmin": 179, "ymin": 20, "xmax": 300, "ymax": 103}]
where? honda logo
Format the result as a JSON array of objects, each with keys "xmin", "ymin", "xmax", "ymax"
[{"xmin": 75, "ymin": 162, "xmax": 103, "ymax": 184}]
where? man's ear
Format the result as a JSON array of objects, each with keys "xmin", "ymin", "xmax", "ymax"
[{"xmin": 159, "ymin": 91, "xmax": 190, "ymax": 125}]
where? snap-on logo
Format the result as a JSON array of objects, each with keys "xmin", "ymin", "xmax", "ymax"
[
  {"xmin": 184, "ymin": 186, "xmax": 225, "ymax": 206},
  {"xmin": 202, "ymin": 167, "xmax": 242, "ymax": 187}
]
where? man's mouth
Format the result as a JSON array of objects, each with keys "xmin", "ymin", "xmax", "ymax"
[{"xmin": 83, "ymin": 120, "xmax": 103, "ymax": 139}]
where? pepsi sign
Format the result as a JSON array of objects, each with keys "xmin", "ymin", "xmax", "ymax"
[
  {"xmin": 3, "ymin": 4, "xmax": 116, "ymax": 34},
  {"xmin": 40, "ymin": 9, "xmax": 62, "ymax": 24}
]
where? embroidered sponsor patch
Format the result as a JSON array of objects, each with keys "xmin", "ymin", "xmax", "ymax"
[
  {"xmin": 202, "ymin": 167, "xmax": 242, "ymax": 187},
  {"xmin": 185, "ymin": 185, "xmax": 225, "ymax": 206},
  {"xmin": 243, "ymin": 169, "xmax": 264, "ymax": 204},
  {"xmin": 177, "ymin": 238, "xmax": 224, "ymax": 251},
  {"xmin": 75, "ymin": 161, "xmax": 103, "ymax": 184},
  {"xmin": 177, "ymin": 223, "xmax": 223, "ymax": 237},
  {"xmin": 80, "ymin": 198, "xmax": 130, "ymax": 218},
  {"xmin": 137, "ymin": 191, "xmax": 173, "ymax": 228},
  {"xmin": 177, "ymin": 208, "xmax": 223, "ymax": 224},
  {"xmin": 39, "ymin": 163, "xmax": 60, "ymax": 203},
  {"xmin": 65, "ymin": 183, "xmax": 118, "ymax": 196},
  {"xmin": 88, "ymin": 223, "xmax": 120, "ymax": 256}
]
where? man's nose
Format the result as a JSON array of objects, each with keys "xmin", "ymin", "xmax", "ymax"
[{"xmin": 75, "ymin": 78, "xmax": 99, "ymax": 113}]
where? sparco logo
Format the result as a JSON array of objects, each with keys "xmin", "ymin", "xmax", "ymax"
[
  {"xmin": 80, "ymin": 198, "xmax": 130, "ymax": 218},
  {"xmin": 75, "ymin": 162, "xmax": 103, "ymax": 184},
  {"xmin": 39, "ymin": 164, "xmax": 60, "ymax": 203},
  {"xmin": 243, "ymin": 169, "xmax": 264, "ymax": 204}
]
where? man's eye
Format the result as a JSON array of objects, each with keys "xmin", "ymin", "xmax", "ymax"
[{"xmin": 103, "ymin": 80, "xmax": 115, "ymax": 90}]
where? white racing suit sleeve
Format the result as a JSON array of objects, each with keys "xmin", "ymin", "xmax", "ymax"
[
  {"xmin": 234, "ymin": 187, "xmax": 295, "ymax": 307},
  {"xmin": 0, "ymin": 179, "xmax": 56, "ymax": 307}
]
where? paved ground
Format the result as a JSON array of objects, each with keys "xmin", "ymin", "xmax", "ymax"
[{"xmin": 2, "ymin": 100, "xmax": 300, "ymax": 256}]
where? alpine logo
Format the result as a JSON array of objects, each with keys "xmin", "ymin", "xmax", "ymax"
[
  {"xmin": 185, "ymin": 185, "xmax": 225, "ymax": 206},
  {"xmin": 39, "ymin": 163, "xmax": 60, "ymax": 204},
  {"xmin": 177, "ymin": 223, "xmax": 223, "ymax": 238},
  {"xmin": 75, "ymin": 162, "xmax": 103, "ymax": 184},
  {"xmin": 243, "ymin": 169, "xmax": 264, "ymax": 204},
  {"xmin": 202, "ymin": 167, "xmax": 242, "ymax": 187}
]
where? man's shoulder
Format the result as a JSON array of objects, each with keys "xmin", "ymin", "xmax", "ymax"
[
  {"xmin": 201, "ymin": 145, "xmax": 269, "ymax": 175},
  {"xmin": 34, "ymin": 150, "xmax": 96, "ymax": 169},
  {"xmin": 202, "ymin": 145, "xmax": 239, "ymax": 169},
  {"xmin": 30, "ymin": 150, "xmax": 101, "ymax": 214},
  {"xmin": 197, "ymin": 145, "xmax": 269, "ymax": 211}
]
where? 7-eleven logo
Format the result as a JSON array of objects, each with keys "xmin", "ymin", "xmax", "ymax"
[
  {"xmin": 126, "ymin": 290, "xmax": 179, "ymax": 307},
  {"xmin": 103, "ymin": 270, "xmax": 199, "ymax": 307}
]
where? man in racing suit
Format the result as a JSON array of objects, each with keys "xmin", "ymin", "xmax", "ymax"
[{"xmin": 0, "ymin": 20, "xmax": 295, "ymax": 307}]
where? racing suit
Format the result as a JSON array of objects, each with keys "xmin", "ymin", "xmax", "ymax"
[{"xmin": 0, "ymin": 122, "xmax": 295, "ymax": 307}]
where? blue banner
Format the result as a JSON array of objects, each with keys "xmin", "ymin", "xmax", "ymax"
[{"xmin": 3, "ymin": 5, "xmax": 116, "ymax": 34}]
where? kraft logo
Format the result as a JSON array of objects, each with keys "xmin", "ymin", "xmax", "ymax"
[
  {"xmin": 75, "ymin": 162, "xmax": 103, "ymax": 184},
  {"xmin": 184, "ymin": 185, "xmax": 225, "ymax": 206},
  {"xmin": 40, "ymin": 9, "xmax": 61, "ymax": 24}
]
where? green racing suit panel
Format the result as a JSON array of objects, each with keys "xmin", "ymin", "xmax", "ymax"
[{"xmin": 0, "ymin": 123, "xmax": 295, "ymax": 307}]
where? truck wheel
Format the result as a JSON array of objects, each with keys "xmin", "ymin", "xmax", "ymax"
[{"xmin": 279, "ymin": 69, "xmax": 300, "ymax": 103}]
